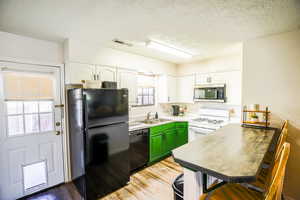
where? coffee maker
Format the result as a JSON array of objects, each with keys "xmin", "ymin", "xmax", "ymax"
[{"xmin": 172, "ymin": 105, "xmax": 180, "ymax": 116}]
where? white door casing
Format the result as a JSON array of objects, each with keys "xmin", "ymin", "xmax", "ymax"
[{"xmin": 0, "ymin": 63, "xmax": 64, "ymax": 200}]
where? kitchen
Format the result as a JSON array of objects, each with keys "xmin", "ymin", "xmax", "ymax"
[{"xmin": 0, "ymin": 1, "xmax": 299, "ymax": 200}]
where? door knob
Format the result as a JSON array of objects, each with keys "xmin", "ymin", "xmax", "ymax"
[
  {"xmin": 55, "ymin": 131, "xmax": 61, "ymax": 135},
  {"xmin": 56, "ymin": 122, "xmax": 61, "ymax": 127}
]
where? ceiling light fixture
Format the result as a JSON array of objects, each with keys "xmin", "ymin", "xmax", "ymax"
[{"xmin": 146, "ymin": 40, "xmax": 193, "ymax": 59}]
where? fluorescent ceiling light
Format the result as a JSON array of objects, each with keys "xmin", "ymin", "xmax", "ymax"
[{"xmin": 147, "ymin": 40, "xmax": 192, "ymax": 59}]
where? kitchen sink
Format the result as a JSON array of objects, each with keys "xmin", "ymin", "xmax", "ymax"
[{"xmin": 140, "ymin": 118, "xmax": 171, "ymax": 124}]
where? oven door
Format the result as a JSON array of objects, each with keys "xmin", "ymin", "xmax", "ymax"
[
  {"xmin": 194, "ymin": 88, "xmax": 218, "ymax": 100},
  {"xmin": 188, "ymin": 126, "xmax": 216, "ymax": 142},
  {"xmin": 194, "ymin": 88, "xmax": 206, "ymax": 99}
]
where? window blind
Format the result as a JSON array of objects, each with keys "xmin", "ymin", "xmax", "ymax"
[
  {"xmin": 3, "ymin": 72, "xmax": 54, "ymax": 100},
  {"xmin": 137, "ymin": 74, "xmax": 156, "ymax": 87}
]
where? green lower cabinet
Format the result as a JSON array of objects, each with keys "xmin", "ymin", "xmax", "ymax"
[
  {"xmin": 149, "ymin": 133, "xmax": 164, "ymax": 162},
  {"xmin": 165, "ymin": 129, "xmax": 177, "ymax": 152},
  {"xmin": 149, "ymin": 122, "xmax": 189, "ymax": 164},
  {"xmin": 176, "ymin": 128, "xmax": 188, "ymax": 147}
]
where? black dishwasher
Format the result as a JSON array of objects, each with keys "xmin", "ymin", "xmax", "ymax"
[{"xmin": 129, "ymin": 128, "xmax": 149, "ymax": 172}]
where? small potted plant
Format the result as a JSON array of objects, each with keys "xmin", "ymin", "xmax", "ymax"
[{"xmin": 251, "ymin": 113, "xmax": 259, "ymax": 122}]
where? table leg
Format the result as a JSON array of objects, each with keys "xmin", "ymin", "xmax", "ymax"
[{"xmin": 183, "ymin": 168, "xmax": 203, "ymax": 200}]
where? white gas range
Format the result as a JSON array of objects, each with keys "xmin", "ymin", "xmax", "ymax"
[{"xmin": 189, "ymin": 109, "xmax": 230, "ymax": 141}]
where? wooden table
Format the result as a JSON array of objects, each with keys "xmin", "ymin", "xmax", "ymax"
[{"xmin": 172, "ymin": 124, "xmax": 278, "ymax": 200}]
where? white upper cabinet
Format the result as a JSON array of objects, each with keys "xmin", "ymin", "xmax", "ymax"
[
  {"xmin": 222, "ymin": 71, "xmax": 241, "ymax": 105},
  {"xmin": 157, "ymin": 75, "xmax": 177, "ymax": 103},
  {"xmin": 195, "ymin": 73, "xmax": 225, "ymax": 85},
  {"xmin": 195, "ymin": 72, "xmax": 226, "ymax": 85},
  {"xmin": 66, "ymin": 63, "xmax": 117, "ymax": 84},
  {"xmin": 66, "ymin": 62, "xmax": 96, "ymax": 84},
  {"xmin": 177, "ymin": 75, "xmax": 195, "ymax": 103},
  {"xmin": 195, "ymin": 73, "xmax": 211, "ymax": 85},
  {"xmin": 117, "ymin": 69, "xmax": 138, "ymax": 104},
  {"xmin": 211, "ymin": 73, "xmax": 225, "ymax": 84},
  {"xmin": 96, "ymin": 66, "xmax": 117, "ymax": 82},
  {"xmin": 167, "ymin": 76, "xmax": 177, "ymax": 102}
]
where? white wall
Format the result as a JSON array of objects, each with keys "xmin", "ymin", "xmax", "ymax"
[
  {"xmin": 0, "ymin": 31, "xmax": 63, "ymax": 64},
  {"xmin": 177, "ymin": 53, "xmax": 242, "ymax": 76},
  {"xmin": 66, "ymin": 39, "xmax": 177, "ymax": 75},
  {"xmin": 243, "ymin": 29, "xmax": 300, "ymax": 200}
]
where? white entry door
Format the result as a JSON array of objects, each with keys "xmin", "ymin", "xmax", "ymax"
[{"xmin": 0, "ymin": 63, "xmax": 64, "ymax": 200}]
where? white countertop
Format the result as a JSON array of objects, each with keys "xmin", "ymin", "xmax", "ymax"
[{"xmin": 129, "ymin": 114, "xmax": 197, "ymax": 132}]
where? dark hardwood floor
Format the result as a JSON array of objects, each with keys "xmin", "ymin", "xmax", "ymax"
[{"xmin": 22, "ymin": 157, "xmax": 182, "ymax": 200}]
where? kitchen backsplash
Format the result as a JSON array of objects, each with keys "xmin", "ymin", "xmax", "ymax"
[{"xmin": 130, "ymin": 102, "xmax": 241, "ymax": 122}]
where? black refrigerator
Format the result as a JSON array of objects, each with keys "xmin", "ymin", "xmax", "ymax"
[{"xmin": 68, "ymin": 88, "xmax": 129, "ymax": 200}]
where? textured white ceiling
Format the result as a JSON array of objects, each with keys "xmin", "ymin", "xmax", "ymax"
[{"xmin": 0, "ymin": 0, "xmax": 299, "ymax": 63}]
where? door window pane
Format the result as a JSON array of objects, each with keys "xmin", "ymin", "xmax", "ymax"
[
  {"xmin": 40, "ymin": 113, "xmax": 54, "ymax": 132},
  {"xmin": 39, "ymin": 101, "xmax": 53, "ymax": 113},
  {"xmin": 24, "ymin": 101, "xmax": 38, "ymax": 114},
  {"xmin": 8, "ymin": 115, "xmax": 24, "ymax": 136},
  {"xmin": 25, "ymin": 114, "xmax": 39, "ymax": 133},
  {"xmin": 6, "ymin": 101, "xmax": 23, "ymax": 115}
]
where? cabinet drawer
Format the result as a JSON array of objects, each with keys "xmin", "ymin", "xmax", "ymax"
[
  {"xmin": 150, "ymin": 122, "xmax": 176, "ymax": 135},
  {"xmin": 176, "ymin": 122, "xmax": 188, "ymax": 128}
]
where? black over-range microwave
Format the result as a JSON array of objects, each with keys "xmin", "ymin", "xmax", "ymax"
[{"xmin": 194, "ymin": 84, "xmax": 226, "ymax": 102}]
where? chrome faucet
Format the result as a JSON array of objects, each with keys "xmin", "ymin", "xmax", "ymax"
[{"xmin": 146, "ymin": 112, "xmax": 153, "ymax": 121}]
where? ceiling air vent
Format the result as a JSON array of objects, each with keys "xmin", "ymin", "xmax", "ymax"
[{"xmin": 113, "ymin": 39, "xmax": 133, "ymax": 47}]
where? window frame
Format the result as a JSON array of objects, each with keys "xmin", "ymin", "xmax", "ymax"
[
  {"xmin": 5, "ymin": 99, "xmax": 55, "ymax": 137},
  {"xmin": 133, "ymin": 86, "xmax": 155, "ymax": 107}
]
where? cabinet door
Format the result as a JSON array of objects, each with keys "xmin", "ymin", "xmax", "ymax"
[
  {"xmin": 150, "ymin": 133, "xmax": 164, "ymax": 162},
  {"xmin": 157, "ymin": 75, "xmax": 178, "ymax": 103},
  {"xmin": 223, "ymin": 71, "xmax": 241, "ymax": 104},
  {"xmin": 118, "ymin": 69, "xmax": 137, "ymax": 104},
  {"xmin": 211, "ymin": 73, "xmax": 225, "ymax": 84},
  {"xmin": 97, "ymin": 66, "xmax": 117, "ymax": 82},
  {"xmin": 176, "ymin": 128, "xmax": 188, "ymax": 147},
  {"xmin": 165, "ymin": 129, "xmax": 177, "ymax": 152},
  {"xmin": 177, "ymin": 75, "xmax": 195, "ymax": 103},
  {"xmin": 195, "ymin": 73, "xmax": 212, "ymax": 85},
  {"xmin": 167, "ymin": 76, "xmax": 177, "ymax": 102},
  {"xmin": 68, "ymin": 62, "xmax": 96, "ymax": 84},
  {"xmin": 157, "ymin": 75, "xmax": 168, "ymax": 103}
]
